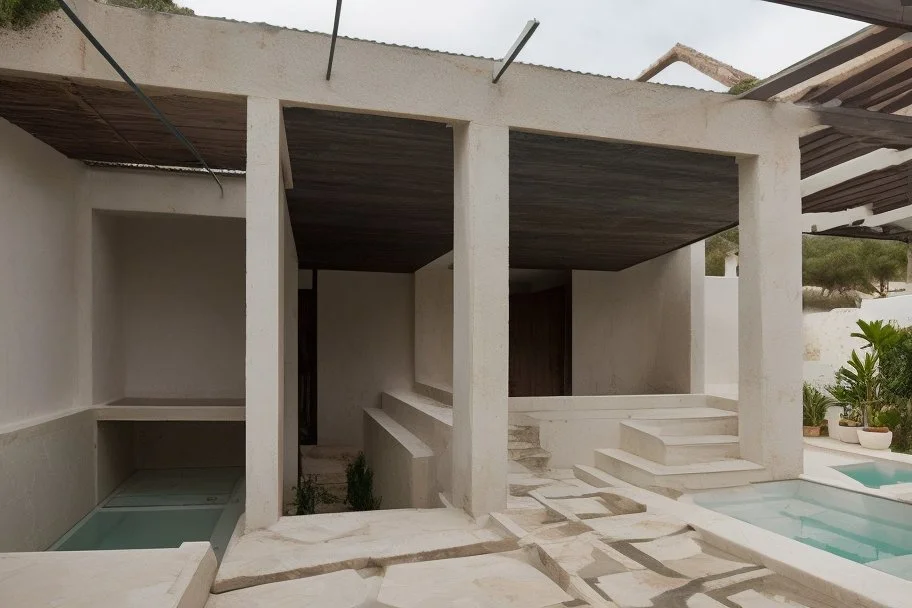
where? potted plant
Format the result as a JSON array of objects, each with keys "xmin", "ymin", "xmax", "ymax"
[
  {"xmin": 858, "ymin": 410, "xmax": 894, "ymax": 450},
  {"xmin": 802, "ymin": 383, "xmax": 832, "ymax": 437}
]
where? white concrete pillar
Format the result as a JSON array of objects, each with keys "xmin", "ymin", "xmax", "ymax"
[
  {"xmin": 246, "ymin": 97, "xmax": 286, "ymax": 530},
  {"xmin": 688, "ymin": 243, "xmax": 706, "ymax": 395},
  {"xmin": 451, "ymin": 122, "xmax": 509, "ymax": 517},
  {"xmin": 737, "ymin": 138, "xmax": 803, "ymax": 479}
]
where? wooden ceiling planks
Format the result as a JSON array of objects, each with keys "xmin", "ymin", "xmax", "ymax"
[
  {"xmin": 283, "ymin": 109, "xmax": 741, "ymax": 273},
  {"xmin": 759, "ymin": 0, "xmax": 912, "ymax": 28},
  {"xmin": 0, "ymin": 76, "xmax": 246, "ymax": 170}
]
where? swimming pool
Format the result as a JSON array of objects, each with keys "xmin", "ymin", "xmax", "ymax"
[
  {"xmin": 50, "ymin": 467, "xmax": 244, "ymax": 560},
  {"xmin": 834, "ymin": 461, "xmax": 912, "ymax": 488},
  {"xmin": 692, "ymin": 480, "xmax": 912, "ymax": 580}
]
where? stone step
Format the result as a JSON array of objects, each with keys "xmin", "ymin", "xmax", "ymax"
[
  {"xmin": 625, "ymin": 408, "xmax": 738, "ymax": 436},
  {"xmin": 620, "ymin": 421, "xmax": 740, "ymax": 465},
  {"xmin": 514, "ymin": 448, "xmax": 551, "ymax": 472},
  {"xmin": 508, "ymin": 440, "xmax": 538, "ymax": 451},
  {"xmin": 509, "ymin": 446, "xmax": 550, "ymax": 460},
  {"xmin": 508, "ymin": 425, "xmax": 539, "ymax": 444},
  {"xmin": 594, "ymin": 448, "xmax": 768, "ymax": 492}
]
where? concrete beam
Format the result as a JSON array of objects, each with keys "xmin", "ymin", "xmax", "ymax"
[
  {"xmin": 81, "ymin": 168, "xmax": 246, "ymax": 217},
  {"xmin": 738, "ymin": 136, "xmax": 804, "ymax": 479},
  {"xmin": 0, "ymin": 0, "xmax": 815, "ymax": 157},
  {"xmin": 245, "ymin": 97, "xmax": 286, "ymax": 531},
  {"xmin": 452, "ymin": 122, "xmax": 509, "ymax": 517}
]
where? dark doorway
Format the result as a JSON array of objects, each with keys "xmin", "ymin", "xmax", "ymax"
[
  {"xmin": 299, "ymin": 272, "xmax": 318, "ymax": 446},
  {"xmin": 508, "ymin": 285, "xmax": 571, "ymax": 397}
]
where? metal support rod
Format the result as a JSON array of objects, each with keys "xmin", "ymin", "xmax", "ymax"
[
  {"xmin": 326, "ymin": 0, "xmax": 343, "ymax": 80},
  {"xmin": 493, "ymin": 19, "xmax": 540, "ymax": 84},
  {"xmin": 53, "ymin": 0, "xmax": 224, "ymax": 196}
]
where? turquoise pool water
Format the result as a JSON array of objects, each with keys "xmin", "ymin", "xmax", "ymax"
[
  {"xmin": 693, "ymin": 480, "xmax": 912, "ymax": 580},
  {"xmin": 51, "ymin": 468, "xmax": 244, "ymax": 560},
  {"xmin": 834, "ymin": 461, "xmax": 912, "ymax": 488}
]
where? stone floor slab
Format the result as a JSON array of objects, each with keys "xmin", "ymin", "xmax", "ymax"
[
  {"xmin": 206, "ymin": 570, "xmax": 375, "ymax": 608},
  {"xmin": 377, "ymin": 551, "xmax": 574, "ymax": 608},
  {"xmin": 594, "ymin": 570, "xmax": 690, "ymax": 608},
  {"xmin": 585, "ymin": 512, "xmax": 690, "ymax": 542},
  {"xmin": 214, "ymin": 508, "xmax": 514, "ymax": 593}
]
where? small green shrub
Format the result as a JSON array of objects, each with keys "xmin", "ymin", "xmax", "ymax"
[
  {"xmin": 729, "ymin": 77, "xmax": 760, "ymax": 95},
  {"xmin": 346, "ymin": 452, "xmax": 381, "ymax": 511},
  {"xmin": 802, "ymin": 383, "xmax": 832, "ymax": 427},
  {"xmin": 292, "ymin": 475, "xmax": 336, "ymax": 516},
  {"xmin": 0, "ymin": 0, "xmax": 58, "ymax": 30}
]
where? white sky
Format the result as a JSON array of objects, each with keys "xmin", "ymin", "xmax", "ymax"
[{"xmin": 179, "ymin": 0, "xmax": 864, "ymax": 91}]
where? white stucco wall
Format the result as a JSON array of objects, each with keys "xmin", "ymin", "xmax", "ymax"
[
  {"xmin": 0, "ymin": 118, "xmax": 81, "ymax": 426},
  {"xmin": 414, "ymin": 256, "xmax": 453, "ymax": 391},
  {"xmin": 116, "ymin": 214, "xmax": 246, "ymax": 399},
  {"xmin": 704, "ymin": 277, "xmax": 739, "ymax": 391},
  {"xmin": 572, "ymin": 246, "xmax": 700, "ymax": 395},
  {"xmin": 92, "ymin": 213, "xmax": 125, "ymax": 404},
  {"xmin": 318, "ymin": 271, "xmax": 414, "ymax": 447},
  {"xmin": 804, "ymin": 294, "xmax": 912, "ymax": 388}
]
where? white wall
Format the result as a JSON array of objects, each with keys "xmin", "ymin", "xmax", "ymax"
[
  {"xmin": 92, "ymin": 213, "xmax": 124, "ymax": 404},
  {"xmin": 804, "ymin": 294, "xmax": 912, "ymax": 388},
  {"xmin": 117, "ymin": 214, "xmax": 246, "ymax": 399},
  {"xmin": 572, "ymin": 246, "xmax": 700, "ymax": 395},
  {"xmin": 705, "ymin": 277, "xmax": 739, "ymax": 391},
  {"xmin": 318, "ymin": 271, "xmax": 414, "ymax": 447},
  {"xmin": 414, "ymin": 256, "xmax": 453, "ymax": 391},
  {"xmin": 0, "ymin": 118, "xmax": 81, "ymax": 426}
]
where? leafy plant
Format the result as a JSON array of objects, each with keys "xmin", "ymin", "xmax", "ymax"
[
  {"xmin": 852, "ymin": 319, "xmax": 900, "ymax": 355},
  {"xmin": 346, "ymin": 452, "xmax": 381, "ymax": 511},
  {"xmin": 0, "ymin": 0, "xmax": 58, "ymax": 29},
  {"xmin": 828, "ymin": 350, "xmax": 883, "ymax": 428},
  {"xmin": 803, "ymin": 383, "xmax": 833, "ymax": 427},
  {"xmin": 104, "ymin": 0, "xmax": 193, "ymax": 15},
  {"xmin": 292, "ymin": 475, "xmax": 337, "ymax": 516}
]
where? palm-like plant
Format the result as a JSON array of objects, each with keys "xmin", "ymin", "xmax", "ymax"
[
  {"xmin": 829, "ymin": 350, "xmax": 882, "ymax": 428},
  {"xmin": 803, "ymin": 383, "xmax": 834, "ymax": 427}
]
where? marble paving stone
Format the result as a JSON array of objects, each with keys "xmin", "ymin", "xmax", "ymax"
[
  {"xmin": 214, "ymin": 508, "xmax": 515, "ymax": 593},
  {"xmin": 594, "ymin": 570, "xmax": 690, "ymax": 608},
  {"xmin": 205, "ymin": 570, "xmax": 375, "ymax": 608},
  {"xmin": 377, "ymin": 551, "xmax": 574, "ymax": 608},
  {"xmin": 687, "ymin": 593, "xmax": 730, "ymax": 608},
  {"xmin": 550, "ymin": 497, "xmax": 613, "ymax": 519},
  {"xmin": 508, "ymin": 495, "xmax": 546, "ymax": 510},
  {"xmin": 585, "ymin": 512, "xmax": 690, "ymax": 541},
  {"xmin": 728, "ymin": 589, "xmax": 816, "ymax": 608},
  {"xmin": 632, "ymin": 532, "xmax": 753, "ymax": 579},
  {"xmin": 535, "ymin": 532, "xmax": 641, "ymax": 588}
]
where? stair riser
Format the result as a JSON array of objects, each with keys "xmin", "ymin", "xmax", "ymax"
[
  {"xmin": 662, "ymin": 443, "xmax": 740, "ymax": 466},
  {"xmin": 516, "ymin": 455, "xmax": 550, "ymax": 472},
  {"xmin": 643, "ymin": 417, "xmax": 738, "ymax": 436},
  {"xmin": 508, "ymin": 426, "xmax": 539, "ymax": 444},
  {"xmin": 594, "ymin": 451, "xmax": 767, "ymax": 491},
  {"xmin": 619, "ymin": 426, "xmax": 739, "ymax": 465}
]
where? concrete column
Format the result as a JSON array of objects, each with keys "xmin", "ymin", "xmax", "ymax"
[
  {"xmin": 737, "ymin": 138, "xmax": 803, "ymax": 479},
  {"xmin": 451, "ymin": 122, "xmax": 509, "ymax": 517},
  {"xmin": 246, "ymin": 97, "xmax": 286, "ymax": 530},
  {"xmin": 688, "ymin": 243, "xmax": 706, "ymax": 395}
]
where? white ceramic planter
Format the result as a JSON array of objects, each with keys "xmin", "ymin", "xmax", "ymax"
[
  {"xmin": 858, "ymin": 429, "xmax": 893, "ymax": 450},
  {"xmin": 837, "ymin": 425, "xmax": 860, "ymax": 444}
]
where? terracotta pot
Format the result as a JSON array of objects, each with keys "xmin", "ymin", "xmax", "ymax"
[
  {"xmin": 837, "ymin": 424, "xmax": 861, "ymax": 444},
  {"xmin": 858, "ymin": 429, "xmax": 893, "ymax": 450},
  {"xmin": 803, "ymin": 426, "xmax": 822, "ymax": 437}
]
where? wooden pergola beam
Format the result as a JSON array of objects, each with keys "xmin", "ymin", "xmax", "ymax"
[
  {"xmin": 636, "ymin": 43, "xmax": 755, "ymax": 87},
  {"xmin": 813, "ymin": 105, "xmax": 912, "ymax": 146},
  {"xmin": 742, "ymin": 26, "xmax": 905, "ymax": 100},
  {"xmin": 760, "ymin": 0, "xmax": 912, "ymax": 29}
]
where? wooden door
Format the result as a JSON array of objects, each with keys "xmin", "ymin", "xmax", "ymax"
[{"xmin": 508, "ymin": 285, "xmax": 570, "ymax": 397}]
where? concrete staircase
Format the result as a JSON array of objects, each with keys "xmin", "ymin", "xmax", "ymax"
[
  {"xmin": 592, "ymin": 407, "xmax": 768, "ymax": 491},
  {"xmin": 508, "ymin": 424, "xmax": 551, "ymax": 472}
]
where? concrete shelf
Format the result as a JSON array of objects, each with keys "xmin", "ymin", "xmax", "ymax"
[{"xmin": 94, "ymin": 398, "xmax": 246, "ymax": 422}]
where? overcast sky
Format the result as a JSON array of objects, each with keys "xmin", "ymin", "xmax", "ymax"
[{"xmin": 179, "ymin": 0, "xmax": 863, "ymax": 91}]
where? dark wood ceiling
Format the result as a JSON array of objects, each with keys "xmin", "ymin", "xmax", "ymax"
[
  {"xmin": 3, "ymin": 74, "xmax": 907, "ymax": 267},
  {"xmin": 0, "ymin": 76, "xmax": 246, "ymax": 170},
  {"xmin": 284, "ymin": 108, "xmax": 739, "ymax": 272},
  {"xmin": 508, "ymin": 132, "xmax": 739, "ymax": 271}
]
